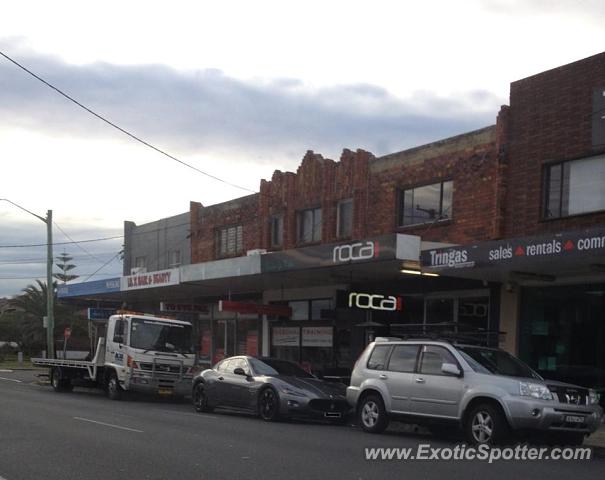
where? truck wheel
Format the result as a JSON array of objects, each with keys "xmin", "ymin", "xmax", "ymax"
[
  {"xmin": 193, "ymin": 383, "xmax": 213, "ymax": 413},
  {"xmin": 51, "ymin": 368, "xmax": 69, "ymax": 393},
  {"xmin": 107, "ymin": 372, "xmax": 123, "ymax": 401},
  {"xmin": 464, "ymin": 403, "xmax": 509, "ymax": 445},
  {"xmin": 358, "ymin": 394, "xmax": 389, "ymax": 433}
]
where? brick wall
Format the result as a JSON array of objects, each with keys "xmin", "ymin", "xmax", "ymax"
[{"xmin": 504, "ymin": 51, "xmax": 605, "ymax": 237}]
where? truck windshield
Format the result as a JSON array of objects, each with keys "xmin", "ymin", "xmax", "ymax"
[
  {"xmin": 456, "ymin": 346, "xmax": 541, "ymax": 380},
  {"xmin": 130, "ymin": 318, "xmax": 194, "ymax": 354}
]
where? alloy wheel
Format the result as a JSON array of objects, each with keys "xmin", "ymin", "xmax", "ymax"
[
  {"xmin": 471, "ymin": 410, "xmax": 494, "ymax": 443},
  {"xmin": 361, "ymin": 400, "xmax": 379, "ymax": 428}
]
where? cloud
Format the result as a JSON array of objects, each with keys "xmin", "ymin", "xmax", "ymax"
[
  {"xmin": 0, "ymin": 38, "xmax": 503, "ymax": 164},
  {"xmin": 479, "ymin": 0, "xmax": 605, "ymax": 21}
]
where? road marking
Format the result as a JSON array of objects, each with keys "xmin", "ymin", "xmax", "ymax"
[
  {"xmin": 0, "ymin": 369, "xmax": 14, "ymax": 372},
  {"xmin": 0, "ymin": 377, "xmax": 22, "ymax": 383},
  {"xmin": 73, "ymin": 417, "xmax": 143, "ymax": 433}
]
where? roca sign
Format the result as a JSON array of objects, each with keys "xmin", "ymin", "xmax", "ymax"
[
  {"xmin": 333, "ymin": 241, "xmax": 378, "ymax": 263},
  {"xmin": 348, "ymin": 292, "xmax": 403, "ymax": 311}
]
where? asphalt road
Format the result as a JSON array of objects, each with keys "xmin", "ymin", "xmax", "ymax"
[{"xmin": 0, "ymin": 370, "xmax": 603, "ymax": 480}]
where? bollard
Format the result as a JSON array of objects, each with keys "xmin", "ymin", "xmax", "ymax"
[{"xmin": 17, "ymin": 351, "xmax": 23, "ymax": 365}]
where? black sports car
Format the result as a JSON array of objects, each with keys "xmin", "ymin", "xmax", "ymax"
[{"xmin": 192, "ymin": 356, "xmax": 349, "ymax": 423}]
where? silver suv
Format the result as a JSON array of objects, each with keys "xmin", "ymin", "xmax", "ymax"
[{"xmin": 347, "ymin": 338, "xmax": 603, "ymax": 445}]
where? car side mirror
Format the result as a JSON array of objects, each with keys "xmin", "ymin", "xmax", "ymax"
[
  {"xmin": 233, "ymin": 367, "xmax": 247, "ymax": 376},
  {"xmin": 442, "ymin": 363, "xmax": 462, "ymax": 377}
]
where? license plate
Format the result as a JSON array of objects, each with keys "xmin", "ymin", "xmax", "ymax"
[
  {"xmin": 324, "ymin": 412, "xmax": 342, "ymax": 418},
  {"xmin": 158, "ymin": 388, "xmax": 173, "ymax": 395},
  {"xmin": 565, "ymin": 415, "xmax": 585, "ymax": 423}
]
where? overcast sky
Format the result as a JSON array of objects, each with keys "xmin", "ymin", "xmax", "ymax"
[{"xmin": 1, "ymin": 0, "xmax": 604, "ymax": 297}]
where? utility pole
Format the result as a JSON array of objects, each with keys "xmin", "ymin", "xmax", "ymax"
[{"xmin": 0, "ymin": 199, "xmax": 54, "ymax": 358}]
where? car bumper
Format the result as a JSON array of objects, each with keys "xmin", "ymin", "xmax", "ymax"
[
  {"xmin": 279, "ymin": 394, "xmax": 350, "ymax": 420},
  {"xmin": 505, "ymin": 397, "xmax": 603, "ymax": 433}
]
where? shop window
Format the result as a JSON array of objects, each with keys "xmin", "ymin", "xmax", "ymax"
[
  {"xmin": 544, "ymin": 154, "xmax": 605, "ymax": 219},
  {"xmin": 134, "ymin": 256, "xmax": 146, "ymax": 270},
  {"xmin": 270, "ymin": 215, "xmax": 283, "ymax": 248},
  {"xmin": 216, "ymin": 225, "xmax": 243, "ymax": 258},
  {"xmin": 288, "ymin": 298, "xmax": 332, "ymax": 321},
  {"xmin": 297, "ymin": 207, "xmax": 322, "ymax": 244},
  {"xmin": 336, "ymin": 199, "xmax": 353, "ymax": 238},
  {"xmin": 398, "ymin": 180, "xmax": 453, "ymax": 227}
]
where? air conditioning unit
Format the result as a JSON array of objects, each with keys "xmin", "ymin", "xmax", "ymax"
[
  {"xmin": 130, "ymin": 267, "xmax": 147, "ymax": 275},
  {"xmin": 246, "ymin": 249, "xmax": 267, "ymax": 256}
]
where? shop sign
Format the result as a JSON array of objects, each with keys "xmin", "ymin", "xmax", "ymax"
[
  {"xmin": 421, "ymin": 227, "xmax": 605, "ymax": 270},
  {"xmin": 272, "ymin": 327, "xmax": 300, "ymax": 347},
  {"xmin": 121, "ymin": 268, "xmax": 180, "ymax": 291},
  {"xmin": 219, "ymin": 300, "xmax": 291, "ymax": 317},
  {"xmin": 58, "ymin": 277, "xmax": 121, "ymax": 298},
  {"xmin": 302, "ymin": 327, "xmax": 333, "ymax": 347},
  {"xmin": 340, "ymin": 291, "xmax": 403, "ymax": 311},
  {"xmin": 87, "ymin": 308, "xmax": 117, "ymax": 320},
  {"xmin": 332, "ymin": 241, "xmax": 378, "ymax": 263},
  {"xmin": 160, "ymin": 302, "xmax": 209, "ymax": 314}
]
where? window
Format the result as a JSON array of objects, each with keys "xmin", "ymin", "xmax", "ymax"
[
  {"xmin": 230, "ymin": 358, "xmax": 250, "ymax": 374},
  {"xmin": 544, "ymin": 154, "xmax": 605, "ymax": 219},
  {"xmin": 288, "ymin": 299, "xmax": 332, "ymax": 321},
  {"xmin": 337, "ymin": 199, "xmax": 353, "ymax": 238},
  {"xmin": 270, "ymin": 215, "xmax": 283, "ymax": 248},
  {"xmin": 216, "ymin": 225, "xmax": 243, "ymax": 257},
  {"xmin": 297, "ymin": 207, "xmax": 322, "ymax": 244},
  {"xmin": 169, "ymin": 250, "xmax": 181, "ymax": 267},
  {"xmin": 135, "ymin": 256, "xmax": 146, "ymax": 269},
  {"xmin": 419, "ymin": 345, "xmax": 457, "ymax": 375},
  {"xmin": 367, "ymin": 345, "xmax": 391, "ymax": 370},
  {"xmin": 399, "ymin": 180, "xmax": 453, "ymax": 226},
  {"xmin": 113, "ymin": 319, "xmax": 126, "ymax": 344},
  {"xmin": 289, "ymin": 301, "xmax": 309, "ymax": 321},
  {"xmin": 388, "ymin": 345, "xmax": 419, "ymax": 373}
]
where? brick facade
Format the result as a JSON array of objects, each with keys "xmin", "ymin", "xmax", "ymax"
[
  {"xmin": 504, "ymin": 51, "xmax": 605, "ymax": 237},
  {"xmin": 189, "ymin": 53, "xmax": 605, "ymax": 262}
]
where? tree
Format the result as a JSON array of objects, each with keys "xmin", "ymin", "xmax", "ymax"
[
  {"xmin": 6, "ymin": 281, "xmax": 88, "ymax": 355},
  {"xmin": 54, "ymin": 252, "xmax": 78, "ymax": 283}
]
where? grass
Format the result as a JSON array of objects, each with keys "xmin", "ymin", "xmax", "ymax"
[{"xmin": 0, "ymin": 353, "xmax": 43, "ymax": 369}]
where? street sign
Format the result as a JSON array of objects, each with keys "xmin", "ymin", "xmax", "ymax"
[
  {"xmin": 87, "ymin": 308, "xmax": 117, "ymax": 320},
  {"xmin": 64, "ymin": 327, "xmax": 71, "ymax": 339}
]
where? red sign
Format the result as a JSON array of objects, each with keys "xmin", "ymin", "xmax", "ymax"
[
  {"xmin": 218, "ymin": 300, "xmax": 291, "ymax": 317},
  {"xmin": 64, "ymin": 327, "xmax": 71, "ymax": 339}
]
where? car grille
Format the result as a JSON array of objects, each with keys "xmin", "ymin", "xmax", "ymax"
[
  {"xmin": 309, "ymin": 399, "xmax": 349, "ymax": 413},
  {"xmin": 139, "ymin": 362, "xmax": 182, "ymax": 374},
  {"xmin": 549, "ymin": 386, "xmax": 589, "ymax": 406}
]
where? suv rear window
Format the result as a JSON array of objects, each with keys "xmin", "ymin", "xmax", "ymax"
[{"xmin": 367, "ymin": 345, "xmax": 391, "ymax": 370}]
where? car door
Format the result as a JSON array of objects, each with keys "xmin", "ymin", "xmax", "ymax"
[
  {"xmin": 382, "ymin": 344, "xmax": 419, "ymax": 413},
  {"xmin": 228, "ymin": 358, "xmax": 257, "ymax": 410},
  {"xmin": 407, "ymin": 345, "xmax": 465, "ymax": 419},
  {"xmin": 207, "ymin": 358, "xmax": 233, "ymax": 406}
]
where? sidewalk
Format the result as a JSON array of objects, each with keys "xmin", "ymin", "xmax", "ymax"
[{"xmin": 585, "ymin": 424, "xmax": 605, "ymax": 449}]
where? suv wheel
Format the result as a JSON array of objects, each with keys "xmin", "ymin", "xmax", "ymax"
[
  {"xmin": 465, "ymin": 403, "xmax": 509, "ymax": 445},
  {"xmin": 358, "ymin": 394, "xmax": 389, "ymax": 433}
]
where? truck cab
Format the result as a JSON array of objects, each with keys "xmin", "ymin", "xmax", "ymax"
[{"xmin": 104, "ymin": 313, "xmax": 195, "ymax": 399}]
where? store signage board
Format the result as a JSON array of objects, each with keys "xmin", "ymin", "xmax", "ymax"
[
  {"xmin": 121, "ymin": 268, "xmax": 180, "ymax": 291},
  {"xmin": 58, "ymin": 278, "xmax": 121, "ymax": 298},
  {"xmin": 160, "ymin": 302, "xmax": 209, "ymax": 314},
  {"xmin": 272, "ymin": 327, "xmax": 300, "ymax": 347},
  {"xmin": 87, "ymin": 308, "xmax": 117, "ymax": 320},
  {"xmin": 336, "ymin": 290, "xmax": 403, "ymax": 312},
  {"xmin": 421, "ymin": 227, "xmax": 605, "ymax": 271},
  {"xmin": 302, "ymin": 327, "xmax": 333, "ymax": 347},
  {"xmin": 219, "ymin": 300, "xmax": 292, "ymax": 317}
]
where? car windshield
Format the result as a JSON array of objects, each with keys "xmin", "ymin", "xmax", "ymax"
[
  {"xmin": 249, "ymin": 358, "xmax": 314, "ymax": 378},
  {"xmin": 130, "ymin": 318, "xmax": 194, "ymax": 354},
  {"xmin": 456, "ymin": 346, "xmax": 541, "ymax": 379}
]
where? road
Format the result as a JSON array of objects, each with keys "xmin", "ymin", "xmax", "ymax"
[{"xmin": 0, "ymin": 370, "xmax": 602, "ymax": 480}]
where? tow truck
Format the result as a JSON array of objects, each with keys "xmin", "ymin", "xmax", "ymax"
[{"xmin": 32, "ymin": 311, "xmax": 196, "ymax": 399}]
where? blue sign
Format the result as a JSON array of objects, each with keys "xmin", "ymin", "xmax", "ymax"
[
  {"xmin": 57, "ymin": 278, "xmax": 121, "ymax": 298},
  {"xmin": 87, "ymin": 308, "xmax": 117, "ymax": 320}
]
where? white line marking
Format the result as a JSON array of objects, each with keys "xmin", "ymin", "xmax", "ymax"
[
  {"xmin": 73, "ymin": 417, "xmax": 143, "ymax": 433},
  {"xmin": 0, "ymin": 369, "xmax": 14, "ymax": 372},
  {"xmin": 0, "ymin": 377, "xmax": 22, "ymax": 383}
]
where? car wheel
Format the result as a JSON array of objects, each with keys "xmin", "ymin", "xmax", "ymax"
[
  {"xmin": 193, "ymin": 383, "xmax": 213, "ymax": 413},
  {"xmin": 107, "ymin": 372, "xmax": 122, "ymax": 401},
  {"xmin": 358, "ymin": 394, "xmax": 389, "ymax": 433},
  {"xmin": 465, "ymin": 403, "xmax": 509, "ymax": 445},
  {"xmin": 258, "ymin": 388, "xmax": 280, "ymax": 422}
]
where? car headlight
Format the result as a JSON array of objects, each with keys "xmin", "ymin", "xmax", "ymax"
[
  {"xmin": 281, "ymin": 386, "xmax": 308, "ymax": 397},
  {"xmin": 519, "ymin": 382, "xmax": 553, "ymax": 400},
  {"xmin": 588, "ymin": 389, "xmax": 600, "ymax": 405}
]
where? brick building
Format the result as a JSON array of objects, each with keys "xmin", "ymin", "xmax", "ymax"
[{"xmin": 59, "ymin": 52, "xmax": 605, "ymax": 392}]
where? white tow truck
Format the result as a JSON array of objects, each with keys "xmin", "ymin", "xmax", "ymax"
[{"xmin": 32, "ymin": 312, "xmax": 196, "ymax": 399}]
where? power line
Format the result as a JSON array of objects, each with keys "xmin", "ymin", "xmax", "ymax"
[
  {"xmin": 82, "ymin": 251, "xmax": 122, "ymax": 282},
  {"xmin": 0, "ymin": 50, "xmax": 256, "ymax": 194},
  {"xmin": 54, "ymin": 222, "xmax": 105, "ymax": 263},
  {"xmin": 0, "ymin": 272, "xmax": 121, "ymax": 280},
  {"xmin": 0, "ymin": 235, "xmax": 123, "ymax": 248}
]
